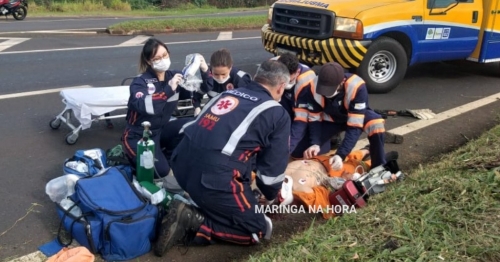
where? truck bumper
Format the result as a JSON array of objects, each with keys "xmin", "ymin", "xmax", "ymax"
[{"xmin": 261, "ymin": 24, "xmax": 372, "ymax": 68}]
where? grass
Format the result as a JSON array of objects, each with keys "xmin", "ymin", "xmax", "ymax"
[
  {"xmin": 28, "ymin": 2, "xmax": 268, "ymax": 17},
  {"xmin": 249, "ymin": 124, "xmax": 500, "ymax": 262},
  {"xmin": 107, "ymin": 14, "xmax": 267, "ymax": 32}
]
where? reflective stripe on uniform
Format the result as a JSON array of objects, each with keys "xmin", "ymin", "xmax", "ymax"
[
  {"xmin": 167, "ymin": 92, "xmax": 179, "ymax": 102},
  {"xmin": 347, "ymin": 113, "xmax": 364, "ymax": 128},
  {"xmin": 343, "ymin": 75, "xmax": 365, "ymax": 109},
  {"xmin": 294, "ymin": 108, "xmax": 308, "ymax": 122},
  {"xmin": 145, "ymin": 95, "xmax": 154, "ymax": 115},
  {"xmin": 311, "ymin": 77, "xmax": 324, "ymax": 108},
  {"xmin": 322, "ymin": 113, "xmax": 334, "ymax": 122},
  {"xmin": 256, "ymin": 170, "xmax": 285, "ymax": 186},
  {"xmin": 364, "ymin": 119, "xmax": 385, "ymax": 136},
  {"xmin": 221, "ymin": 100, "xmax": 281, "ymax": 156},
  {"xmin": 308, "ymin": 112, "xmax": 321, "ymax": 122},
  {"xmin": 179, "ymin": 93, "xmax": 223, "ymax": 134},
  {"xmin": 208, "ymin": 90, "xmax": 219, "ymax": 97},
  {"xmin": 293, "ymin": 71, "xmax": 316, "ymax": 102}
]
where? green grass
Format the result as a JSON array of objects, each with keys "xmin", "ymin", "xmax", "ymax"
[
  {"xmin": 249, "ymin": 125, "xmax": 500, "ymax": 262},
  {"xmin": 107, "ymin": 14, "xmax": 267, "ymax": 32},
  {"xmin": 29, "ymin": 2, "xmax": 268, "ymax": 17}
]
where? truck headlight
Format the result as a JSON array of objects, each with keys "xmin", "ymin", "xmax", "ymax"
[
  {"xmin": 267, "ymin": 4, "xmax": 274, "ymax": 24},
  {"xmin": 333, "ymin": 17, "xmax": 364, "ymax": 40}
]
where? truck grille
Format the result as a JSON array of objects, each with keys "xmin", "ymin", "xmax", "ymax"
[{"xmin": 272, "ymin": 4, "xmax": 334, "ymax": 40}]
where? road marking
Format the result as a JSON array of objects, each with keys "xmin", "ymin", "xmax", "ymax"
[
  {"xmin": 353, "ymin": 91, "xmax": 500, "ymax": 150},
  {"xmin": 0, "ymin": 85, "xmax": 91, "ymax": 100},
  {"xmin": 0, "ymin": 37, "xmax": 30, "ymax": 52},
  {"xmin": 0, "ymin": 28, "xmax": 105, "ymax": 35},
  {"xmin": 216, "ymin": 31, "xmax": 233, "ymax": 40},
  {"xmin": 118, "ymin": 35, "xmax": 151, "ymax": 46},
  {"xmin": 0, "ymin": 36, "xmax": 261, "ymax": 55}
]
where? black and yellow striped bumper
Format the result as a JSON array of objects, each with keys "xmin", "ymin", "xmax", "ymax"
[{"xmin": 261, "ymin": 24, "xmax": 370, "ymax": 68}]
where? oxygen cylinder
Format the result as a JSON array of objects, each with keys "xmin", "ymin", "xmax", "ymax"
[{"xmin": 136, "ymin": 121, "xmax": 155, "ymax": 183}]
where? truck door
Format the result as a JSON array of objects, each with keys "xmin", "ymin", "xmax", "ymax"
[
  {"xmin": 420, "ymin": 0, "xmax": 483, "ymax": 62},
  {"xmin": 478, "ymin": 0, "xmax": 500, "ymax": 62}
]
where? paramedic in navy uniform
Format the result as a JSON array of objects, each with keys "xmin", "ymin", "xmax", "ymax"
[
  {"xmin": 153, "ymin": 60, "xmax": 291, "ymax": 257},
  {"xmin": 191, "ymin": 48, "xmax": 252, "ymax": 116},
  {"xmin": 121, "ymin": 38, "xmax": 209, "ymax": 188},
  {"xmin": 304, "ymin": 62, "xmax": 387, "ymax": 169}
]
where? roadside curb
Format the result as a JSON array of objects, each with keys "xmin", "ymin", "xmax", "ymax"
[{"xmin": 106, "ymin": 26, "xmax": 263, "ymax": 36}]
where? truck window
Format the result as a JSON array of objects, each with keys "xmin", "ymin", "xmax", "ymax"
[{"xmin": 427, "ymin": 0, "xmax": 473, "ymax": 9}]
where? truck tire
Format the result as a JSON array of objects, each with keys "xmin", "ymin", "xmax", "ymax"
[{"xmin": 357, "ymin": 37, "xmax": 408, "ymax": 94}]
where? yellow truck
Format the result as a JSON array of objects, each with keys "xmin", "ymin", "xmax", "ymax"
[{"xmin": 262, "ymin": 0, "xmax": 500, "ymax": 93}]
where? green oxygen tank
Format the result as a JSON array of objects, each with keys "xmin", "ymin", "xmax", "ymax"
[{"xmin": 136, "ymin": 121, "xmax": 155, "ymax": 183}]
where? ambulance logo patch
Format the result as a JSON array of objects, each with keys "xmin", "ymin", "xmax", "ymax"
[
  {"xmin": 226, "ymin": 83, "xmax": 234, "ymax": 90},
  {"xmin": 135, "ymin": 92, "xmax": 144, "ymax": 98},
  {"xmin": 211, "ymin": 96, "xmax": 239, "ymax": 115}
]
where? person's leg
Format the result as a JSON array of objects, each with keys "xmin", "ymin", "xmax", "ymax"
[
  {"xmin": 363, "ymin": 110, "xmax": 386, "ymax": 167},
  {"xmin": 160, "ymin": 117, "xmax": 196, "ymax": 161},
  {"xmin": 122, "ymin": 128, "xmax": 140, "ymax": 170}
]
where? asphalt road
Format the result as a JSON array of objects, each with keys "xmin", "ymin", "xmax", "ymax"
[
  {"xmin": 0, "ymin": 30, "xmax": 500, "ymax": 261},
  {"xmin": 0, "ymin": 10, "xmax": 267, "ymax": 33}
]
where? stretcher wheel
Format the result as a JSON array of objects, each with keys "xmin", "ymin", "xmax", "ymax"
[
  {"xmin": 65, "ymin": 132, "xmax": 79, "ymax": 145},
  {"xmin": 49, "ymin": 118, "xmax": 62, "ymax": 130}
]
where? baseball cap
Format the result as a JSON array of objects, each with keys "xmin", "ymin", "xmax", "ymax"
[{"xmin": 316, "ymin": 62, "xmax": 345, "ymax": 97}]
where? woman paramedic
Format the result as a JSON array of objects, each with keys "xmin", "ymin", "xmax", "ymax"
[
  {"xmin": 122, "ymin": 38, "xmax": 209, "ymax": 188},
  {"xmin": 191, "ymin": 48, "xmax": 252, "ymax": 116}
]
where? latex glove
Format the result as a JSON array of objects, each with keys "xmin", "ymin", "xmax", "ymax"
[
  {"xmin": 168, "ymin": 73, "xmax": 183, "ymax": 92},
  {"xmin": 194, "ymin": 107, "xmax": 201, "ymax": 116},
  {"xmin": 329, "ymin": 155, "xmax": 343, "ymax": 170},
  {"xmin": 198, "ymin": 55, "xmax": 209, "ymax": 72},
  {"xmin": 303, "ymin": 144, "xmax": 320, "ymax": 159}
]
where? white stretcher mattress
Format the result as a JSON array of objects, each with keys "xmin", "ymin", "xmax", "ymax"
[{"xmin": 60, "ymin": 86, "xmax": 130, "ymax": 130}]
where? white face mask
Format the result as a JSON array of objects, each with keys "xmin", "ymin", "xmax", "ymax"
[
  {"xmin": 286, "ymin": 80, "xmax": 296, "ymax": 90},
  {"xmin": 214, "ymin": 75, "xmax": 230, "ymax": 84},
  {"xmin": 152, "ymin": 58, "xmax": 171, "ymax": 72}
]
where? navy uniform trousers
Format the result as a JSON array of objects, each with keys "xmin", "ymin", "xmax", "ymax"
[
  {"xmin": 292, "ymin": 110, "xmax": 386, "ymax": 167},
  {"xmin": 171, "ymin": 137, "xmax": 266, "ymax": 245}
]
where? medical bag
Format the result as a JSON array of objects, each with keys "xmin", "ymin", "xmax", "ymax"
[
  {"xmin": 56, "ymin": 167, "xmax": 160, "ymax": 261},
  {"xmin": 62, "ymin": 148, "xmax": 107, "ymax": 177},
  {"xmin": 328, "ymin": 180, "xmax": 367, "ymax": 216}
]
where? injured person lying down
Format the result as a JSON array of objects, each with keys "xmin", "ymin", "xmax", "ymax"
[{"xmin": 260, "ymin": 148, "xmax": 402, "ymax": 219}]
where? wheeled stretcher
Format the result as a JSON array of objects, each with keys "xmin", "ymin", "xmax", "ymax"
[{"xmin": 49, "ymin": 79, "xmax": 207, "ymax": 145}]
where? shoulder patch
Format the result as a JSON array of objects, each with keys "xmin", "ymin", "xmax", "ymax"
[
  {"xmin": 354, "ymin": 102, "xmax": 366, "ymax": 110},
  {"xmin": 226, "ymin": 83, "xmax": 234, "ymax": 90},
  {"xmin": 135, "ymin": 92, "xmax": 144, "ymax": 98},
  {"xmin": 147, "ymin": 83, "xmax": 156, "ymax": 94},
  {"xmin": 211, "ymin": 96, "xmax": 239, "ymax": 115}
]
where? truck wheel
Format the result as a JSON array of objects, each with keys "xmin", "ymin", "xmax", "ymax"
[{"xmin": 357, "ymin": 37, "xmax": 408, "ymax": 94}]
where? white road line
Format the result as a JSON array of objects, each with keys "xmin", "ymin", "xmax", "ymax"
[
  {"xmin": 118, "ymin": 35, "xmax": 151, "ymax": 46},
  {"xmin": 0, "ymin": 36, "xmax": 261, "ymax": 55},
  {"xmin": 353, "ymin": 91, "xmax": 500, "ymax": 150},
  {"xmin": 0, "ymin": 37, "xmax": 30, "ymax": 52},
  {"xmin": 0, "ymin": 85, "xmax": 91, "ymax": 100},
  {"xmin": 216, "ymin": 31, "xmax": 233, "ymax": 40},
  {"xmin": 0, "ymin": 28, "xmax": 104, "ymax": 35}
]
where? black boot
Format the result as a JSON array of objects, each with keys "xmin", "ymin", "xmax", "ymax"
[{"xmin": 153, "ymin": 200, "xmax": 204, "ymax": 257}]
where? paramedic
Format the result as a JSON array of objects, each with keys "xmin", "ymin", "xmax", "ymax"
[
  {"xmin": 274, "ymin": 53, "xmax": 334, "ymax": 158},
  {"xmin": 121, "ymin": 38, "xmax": 209, "ymax": 186},
  {"xmin": 153, "ymin": 60, "xmax": 291, "ymax": 257},
  {"xmin": 303, "ymin": 62, "xmax": 387, "ymax": 169},
  {"xmin": 191, "ymin": 48, "xmax": 252, "ymax": 116}
]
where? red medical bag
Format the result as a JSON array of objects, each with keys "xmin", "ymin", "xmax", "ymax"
[{"xmin": 328, "ymin": 180, "xmax": 367, "ymax": 216}]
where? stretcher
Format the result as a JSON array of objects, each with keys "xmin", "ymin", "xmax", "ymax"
[{"xmin": 49, "ymin": 78, "xmax": 207, "ymax": 145}]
